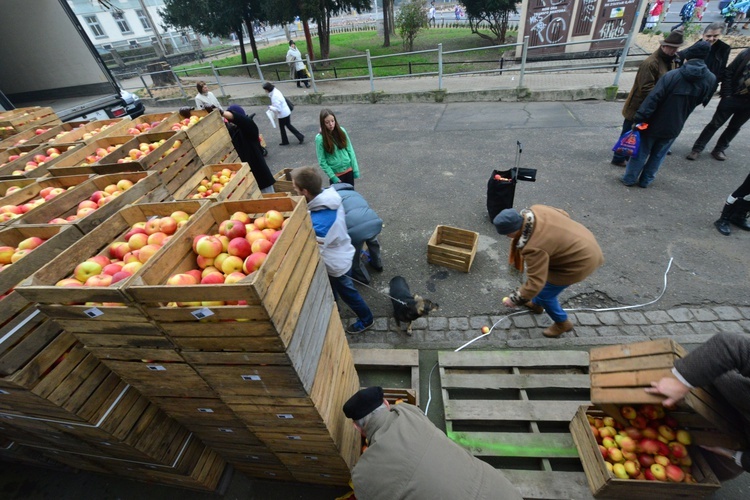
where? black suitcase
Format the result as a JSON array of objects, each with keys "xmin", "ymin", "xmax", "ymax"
[{"xmin": 486, "ymin": 141, "xmax": 537, "ymax": 221}]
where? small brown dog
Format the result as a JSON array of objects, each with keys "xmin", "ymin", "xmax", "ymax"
[{"xmin": 389, "ymin": 276, "xmax": 438, "ymax": 334}]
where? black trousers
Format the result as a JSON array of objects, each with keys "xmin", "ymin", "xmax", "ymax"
[
  {"xmin": 731, "ymin": 171, "xmax": 750, "ymax": 200},
  {"xmin": 278, "ymin": 116, "xmax": 303, "ymax": 145},
  {"xmin": 329, "ymin": 170, "xmax": 354, "ymax": 186},
  {"xmin": 692, "ymin": 96, "xmax": 750, "ymax": 153},
  {"xmin": 295, "ymin": 69, "xmax": 310, "ymax": 87}
]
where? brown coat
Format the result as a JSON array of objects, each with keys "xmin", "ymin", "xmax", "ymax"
[
  {"xmin": 622, "ymin": 48, "xmax": 675, "ymax": 121},
  {"xmin": 517, "ymin": 205, "xmax": 604, "ymax": 301},
  {"xmin": 352, "ymin": 403, "xmax": 523, "ymax": 500}
]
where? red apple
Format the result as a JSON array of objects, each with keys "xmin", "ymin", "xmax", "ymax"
[
  {"xmin": 650, "ymin": 463, "xmax": 667, "ymax": 481},
  {"xmin": 147, "ymin": 232, "xmax": 167, "ymax": 246},
  {"xmin": 87, "ymin": 255, "xmax": 111, "ymax": 268},
  {"xmin": 17, "ymin": 236, "xmax": 44, "ymax": 250},
  {"xmin": 200, "ymin": 272, "xmax": 225, "ymax": 284},
  {"xmin": 243, "ymin": 252, "xmax": 267, "ymax": 273},
  {"xmin": 121, "ymin": 261, "xmax": 143, "ymax": 275},
  {"xmin": 85, "ymin": 274, "xmax": 113, "ymax": 287},
  {"xmin": 230, "ymin": 211, "xmax": 250, "ymax": 224},
  {"xmin": 138, "ymin": 244, "xmax": 161, "ymax": 263},
  {"xmin": 128, "ymin": 232, "xmax": 149, "ymax": 250},
  {"xmin": 264, "ymin": 210, "xmax": 284, "ymax": 229},
  {"xmin": 195, "ymin": 236, "xmax": 223, "ymax": 259},
  {"xmin": 220, "ymin": 255, "xmax": 244, "ymax": 275},
  {"xmin": 185, "ymin": 269, "xmax": 202, "ymax": 282},
  {"xmin": 219, "ymin": 219, "xmax": 247, "ymax": 239},
  {"xmin": 144, "ymin": 218, "xmax": 161, "ymax": 235},
  {"xmin": 56, "ymin": 278, "xmax": 84, "ymax": 287},
  {"xmin": 224, "ymin": 271, "xmax": 247, "ymax": 284},
  {"xmin": 665, "ymin": 463, "xmax": 685, "ymax": 482},
  {"xmin": 227, "ymin": 237, "xmax": 252, "ymax": 259},
  {"xmin": 102, "ymin": 263, "xmax": 123, "ymax": 276},
  {"xmin": 116, "ymin": 179, "xmax": 134, "ymax": 191},
  {"xmin": 74, "ymin": 261, "xmax": 103, "ymax": 282},
  {"xmin": 158, "ymin": 216, "xmax": 177, "ymax": 235},
  {"xmin": 111, "ymin": 270, "xmax": 132, "ymax": 283},
  {"xmin": 166, "ymin": 273, "xmax": 198, "ymax": 285}
]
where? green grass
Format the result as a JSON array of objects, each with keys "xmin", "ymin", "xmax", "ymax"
[{"xmin": 174, "ymin": 29, "xmax": 517, "ymax": 80}]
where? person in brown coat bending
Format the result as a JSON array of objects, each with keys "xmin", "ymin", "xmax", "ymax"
[
  {"xmin": 343, "ymin": 386, "xmax": 523, "ymax": 500},
  {"xmin": 496, "ymin": 205, "xmax": 604, "ymax": 338},
  {"xmin": 611, "ymin": 30, "xmax": 683, "ymax": 167}
]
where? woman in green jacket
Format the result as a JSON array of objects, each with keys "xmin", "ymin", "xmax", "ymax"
[{"xmin": 315, "ymin": 109, "xmax": 360, "ymax": 186}]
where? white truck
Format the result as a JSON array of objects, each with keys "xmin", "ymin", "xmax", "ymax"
[{"xmin": 0, "ymin": 0, "xmax": 143, "ymax": 122}]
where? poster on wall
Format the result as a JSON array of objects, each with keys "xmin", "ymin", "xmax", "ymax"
[
  {"xmin": 593, "ymin": 0, "xmax": 639, "ymax": 48},
  {"xmin": 524, "ymin": 0, "xmax": 574, "ymax": 55}
]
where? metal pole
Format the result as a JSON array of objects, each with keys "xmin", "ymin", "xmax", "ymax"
[
  {"xmin": 210, "ymin": 62, "xmax": 226, "ymax": 98},
  {"xmin": 367, "ymin": 49, "xmax": 375, "ymax": 92},
  {"xmin": 172, "ymin": 69, "xmax": 187, "ymax": 98},
  {"xmin": 306, "ymin": 54, "xmax": 317, "ymax": 93},
  {"xmin": 519, "ymin": 36, "xmax": 529, "ymax": 89},
  {"xmin": 438, "ymin": 43, "xmax": 443, "ymax": 90},
  {"xmin": 139, "ymin": 73, "xmax": 153, "ymax": 99},
  {"xmin": 254, "ymin": 59, "xmax": 264, "ymax": 83},
  {"xmin": 614, "ymin": 0, "xmax": 645, "ymax": 87},
  {"xmin": 137, "ymin": 0, "xmax": 168, "ymax": 56}
]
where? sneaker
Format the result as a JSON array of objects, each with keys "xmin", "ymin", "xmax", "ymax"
[
  {"xmin": 711, "ymin": 150, "xmax": 726, "ymax": 161},
  {"xmin": 611, "ymin": 160, "xmax": 627, "ymax": 167},
  {"xmin": 346, "ymin": 319, "xmax": 374, "ymax": 334},
  {"xmin": 686, "ymin": 151, "xmax": 700, "ymax": 160}
]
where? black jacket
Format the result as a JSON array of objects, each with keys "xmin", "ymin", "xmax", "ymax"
[
  {"xmin": 634, "ymin": 59, "xmax": 716, "ymax": 138},
  {"xmin": 721, "ymin": 48, "xmax": 750, "ymax": 98},
  {"xmin": 226, "ymin": 113, "xmax": 275, "ymax": 189},
  {"xmin": 678, "ymin": 39, "xmax": 730, "ymax": 95}
]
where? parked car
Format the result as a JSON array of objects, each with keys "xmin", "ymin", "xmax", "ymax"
[{"xmin": 120, "ymin": 89, "xmax": 145, "ymax": 118}]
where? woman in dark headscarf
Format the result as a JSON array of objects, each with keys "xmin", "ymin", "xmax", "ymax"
[{"xmin": 223, "ymin": 104, "xmax": 275, "ymax": 193}]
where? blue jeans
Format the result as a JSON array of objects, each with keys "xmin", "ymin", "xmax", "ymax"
[
  {"xmin": 621, "ymin": 134, "xmax": 674, "ymax": 187},
  {"xmin": 329, "ymin": 271, "xmax": 373, "ymax": 324},
  {"xmin": 612, "ymin": 119, "xmax": 634, "ymax": 163},
  {"xmin": 530, "ymin": 282, "xmax": 569, "ymax": 323}
]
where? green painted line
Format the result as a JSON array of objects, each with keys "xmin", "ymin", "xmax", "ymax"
[{"xmin": 448, "ymin": 431, "xmax": 579, "ymax": 458}]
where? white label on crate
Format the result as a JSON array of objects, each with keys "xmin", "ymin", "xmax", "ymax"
[
  {"xmin": 83, "ymin": 307, "xmax": 104, "ymax": 318},
  {"xmin": 265, "ymin": 472, "xmax": 277, "ymax": 476},
  {"xmin": 147, "ymin": 215, "xmax": 159, "ymax": 221},
  {"xmin": 241, "ymin": 374, "xmax": 261, "ymax": 381},
  {"xmin": 286, "ymin": 435, "xmax": 301, "ymax": 440},
  {"xmin": 100, "ymin": 442, "xmax": 112, "ymax": 446},
  {"xmin": 320, "ymin": 474, "xmax": 331, "ymax": 478},
  {"xmin": 197, "ymin": 408, "xmax": 214, "ymax": 413},
  {"xmin": 0, "ymin": 390, "xmax": 9, "ymax": 395},
  {"xmin": 249, "ymin": 455, "xmax": 260, "ymax": 460},
  {"xmin": 192, "ymin": 308, "xmax": 214, "ymax": 320},
  {"xmin": 276, "ymin": 414, "xmax": 294, "ymax": 419},
  {"xmin": 218, "ymin": 428, "xmax": 234, "ymax": 433},
  {"xmin": 146, "ymin": 365, "xmax": 166, "ymax": 371}
]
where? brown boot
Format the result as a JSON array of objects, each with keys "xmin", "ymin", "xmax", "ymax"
[
  {"xmin": 543, "ymin": 320, "xmax": 574, "ymax": 338},
  {"xmin": 525, "ymin": 302, "xmax": 544, "ymax": 314}
]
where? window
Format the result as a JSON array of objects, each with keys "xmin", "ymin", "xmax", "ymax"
[
  {"xmin": 136, "ymin": 9, "xmax": 152, "ymax": 31},
  {"xmin": 112, "ymin": 12, "xmax": 133, "ymax": 34},
  {"xmin": 84, "ymin": 15, "xmax": 106, "ymax": 38}
]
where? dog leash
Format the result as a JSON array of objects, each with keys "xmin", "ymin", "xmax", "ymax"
[{"xmin": 349, "ymin": 276, "xmax": 408, "ymax": 305}]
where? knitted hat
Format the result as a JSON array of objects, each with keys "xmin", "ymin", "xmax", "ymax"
[
  {"xmin": 226, "ymin": 104, "xmax": 246, "ymax": 117},
  {"xmin": 343, "ymin": 387, "xmax": 384, "ymax": 420},
  {"xmin": 681, "ymin": 40, "xmax": 710, "ymax": 60},
  {"xmin": 661, "ymin": 30, "xmax": 685, "ymax": 47},
  {"xmin": 493, "ymin": 209, "xmax": 523, "ymax": 235}
]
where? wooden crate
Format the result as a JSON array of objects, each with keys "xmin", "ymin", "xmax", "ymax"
[
  {"xmin": 0, "ymin": 143, "xmax": 84, "ymax": 181},
  {"xmin": 120, "ymin": 112, "xmax": 175, "ymax": 136},
  {"xmin": 47, "ymin": 118, "xmax": 132, "ymax": 145},
  {"xmin": 0, "ymin": 121, "xmax": 87, "ymax": 149},
  {"xmin": 152, "ymin": 109, "xmax": 222, "ymax": 145},
  {"xmin": 0, "ymin": 174, "xmax": 93, "ymax": 227},
  {"xmin": 127, "ymin": 196, "xmax": 319, "ymax": 352},
  {"xmin": 0, "ymin": 145, "xmax": 38, "ymax": 169},
  {"xmin": 273, "ymin": 168, "xmax": 295, "ymax": 193},
  {"xmin": 351, "ymin": 349, "xmax": 420, "ymax": 404},
  {"xmin": 14, "ymin": 200, "xmax": 211, "ymax": 348},
  {"xmin": 439, "ymin": 349, "xmax": 593, "ymax": 499},
  {"xmin": 589, "ymin": 339, "xmax": 748, "ymax": 449},
  {"xmin": 570, "ymin": 405, "xmax": 721, "ymax": 499},
  {"xmin": 0, "ymin": 107, "xmax": 61, "ymax": 137},
  {"xmin": 12, "ymin": 171, "xmax": 162, "ymax": 234},
  {"xmin": 0, "ymin": 178, "xmax": 37, "ymax": 199},
  {"xmin": 43, "ymin": 136, "xmax": 137, "ymax": 175},
  {"xmin": 427, "ymin": 225, "xmax": 478, "ymax": 272},
  {"xmin": 170, "ymin": 163, "xmax": 261, "ymax": 202}
]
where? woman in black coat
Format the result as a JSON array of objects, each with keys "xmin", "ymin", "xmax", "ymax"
[{"xmin": 223, "ymin": 104, "xmax": 276, "ymax": 193}]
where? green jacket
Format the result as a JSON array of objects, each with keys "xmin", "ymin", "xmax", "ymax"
[{"xmin": 315, "ymin": 127, "xmax": 359, "ymax": 182}]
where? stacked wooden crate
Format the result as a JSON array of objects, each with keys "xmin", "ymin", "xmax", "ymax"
[{"xmin": 0, "ymin": 107, "xmax": 62, "ymax": 140}]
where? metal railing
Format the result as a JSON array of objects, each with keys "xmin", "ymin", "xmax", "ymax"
[{"xmin": 117, "ymin": 34, "xmax": 636, "ymax": 100}]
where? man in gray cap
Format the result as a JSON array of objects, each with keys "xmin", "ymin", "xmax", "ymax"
[
  {"xmin": 343, "ymin": 387, "xmax": 523, "ymax": 500},
  {"xmin": 495, "ymin": 206, "xmax": 604, "ymax": 338}
]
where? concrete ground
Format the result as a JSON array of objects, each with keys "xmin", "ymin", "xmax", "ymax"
[{"xmin": 2, "ymin": 82, "xmax": 749, "ymax": 497}]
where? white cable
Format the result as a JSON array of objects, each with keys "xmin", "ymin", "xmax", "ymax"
[{"xmin": 423, "ymin": 361, "xmax": 439, "ymax": 415}]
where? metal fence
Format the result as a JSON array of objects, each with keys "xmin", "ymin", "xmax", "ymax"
[{"xmin": 117, "ymin": 34, "xmax": 633, "ymax": 100}]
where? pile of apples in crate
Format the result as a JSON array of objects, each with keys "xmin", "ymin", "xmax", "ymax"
[
  {"xmin": 125, "ymin": 119, "xmax": 167, "ymax": 136},
  {"xmin": 0, "ymin": 185, "xmax": 76, "ymax": 222},
  {"xmin": 166, "ymin": 209, "xmax": 287, "ymax": 305},
  {"xmin": 118, "ymin": 138, "xmax": 181, "ymax": 164},
  {"xmin": 189, "ymin": 168, "xmax": 237, "ymax": 199},
  {"xmin": 48, "ymin": 178, "xmax": 140, "ymax": 224},
  {"xmin": 9, "ymin": 146, "xmax": 73, "ymax": 175},
  {"xmin": 169, "ymin": 114, "xmax": 202, "ymax": 132},
  {"xmin": 55, "ymin": 210, "xmax": 193, "ymax": 295},
  {"xmin": 0, "ymin": 235, "xmax": 47, "ymax": 270},
  {"xmin": 589, "ymin": 404, "xmax": 695, "ymax": 483},
  {"xmin": 69, "ymin": 122, "xmax": 120, "ymax": 143}
]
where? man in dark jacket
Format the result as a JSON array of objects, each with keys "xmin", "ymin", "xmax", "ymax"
[
  {"xmin": 686, "ymin": 47, "xmax": 750, "ymax": 161},
  {"xmin": 646, "ymin": 333, "xmax": 750, "ymax": 480},
  {"xmin": 223, "ymin": 105, "xmax": 276, "ymax": 193},
  {"xmin": 332, "ymin": 183, "xmax": 383, "ymax": 284},
  {"xmin": 621, "ymin": 41, "xmax": 716, "ymax": 188},
  {"xmin": 678, "ymin": 22, "xmax": 730, "ymax": 94},
  {"xmin": 611, "ymin": 30, "xmax": 683, "ymax": 167},
  {"xmin": 343, "ymin": 387, "xmax": 523, "ymax": 500}
]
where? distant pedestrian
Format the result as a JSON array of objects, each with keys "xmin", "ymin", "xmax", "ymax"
[
  {"xmin": 332, "ymin": 183, "xmax": 383, "ymax": 284},
  {"xmin": 454, "ymin": 5, "xmax": 461, "ymax": 20},
  {"xmin": 621, "ymin": 42, "xmax": 715, "ymax": 188},
  {"xmin": 685, "ymin": 48, "xmax": 750, "ymax": 162},
  {"xmin": 286, "ymin": 41, "xmax": 310, "ymax": 89},
  {"xmin": 194, "ymin": 81, "xmax": 223, "ymax": 113},
  {"xmin": 646, "ymin": 0, "xmax": 664, "ymax": 29},
  {"xmin": 428, "ymin": 2, "xmax": 436, "ymax": 26},
  {"xmin": 262, "ymin": 82, "xmax": 304, "ymax": 146},
  {"xmin": 713, "ymin": 172, "xmax": 750, "ymax": 235},
  {"xmin": 223, "ymin": 105, "xmax": 275, "ymax": 194},
  {"xmin": 611, "ymin": 30, "xmax": 683, "ymax": 167},
  {"xmin": 315, "ymin": 109, "xmax": 360, "ymax": 186},
  {"xmin": 672, "ymin": 0, "xmax": 696, "ymax": 31}
]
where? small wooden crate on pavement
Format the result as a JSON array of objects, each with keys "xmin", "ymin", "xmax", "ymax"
[{"xmin": 427, "ymin": 225, "xmax": 478, "ymax": 272}]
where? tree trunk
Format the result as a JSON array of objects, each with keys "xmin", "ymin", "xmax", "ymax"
[
  {"xmin": 383, "ymin": 0, "xmax": 391, "ymax": 47},
  {"xmin": 389, "ymin": 1, "xmax": 395, "ymax": 35},
  {"xmin": 318, "ymin": 11, "xmax": 331, "ymax": 60},
  {"xmin": 303, "ymin": 20, "xmax": 314, "ymax": 61},
  {"xmin": 237, "ymin": 23, "xmax": 247, "ymax": 65},
  {"xmin": 243, "ymin": 17, "xmax": 259, "ymax": 62}
]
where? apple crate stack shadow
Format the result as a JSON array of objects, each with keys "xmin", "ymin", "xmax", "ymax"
[{"xmin": 486, "ymin": 141, "xmax": 537, "ymax": 222}]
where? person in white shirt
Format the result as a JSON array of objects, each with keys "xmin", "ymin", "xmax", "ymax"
[
  {"xmin": 286, "ymin": 41, "xmax": 310, "ymax": 88},
  {"xmin": 194, "ymin": 81, "xmax": 223, "ymax": 112},
  {"xmin": 262, "ymin": 82, "xmax": 304, "ymax": 146},
  {"xmin": 428, "ymin": 2, "xmax": 436, "ymax": 26}
]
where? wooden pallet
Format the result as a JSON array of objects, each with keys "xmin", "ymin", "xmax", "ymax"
[
  {"xmin": 439, "ymin": 350, "xmax": 594, "ymax": 500},
  {"xmin": 351, "ymin": 348, "xmax": 420, "ymax": 404}
]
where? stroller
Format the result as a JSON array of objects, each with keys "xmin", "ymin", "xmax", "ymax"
[{"xmin": 486, "ymin": 141, "xmax": 537, "ymax": 222}]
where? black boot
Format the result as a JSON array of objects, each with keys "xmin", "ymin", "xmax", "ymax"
[
  {"xmin": 729, "ymin": 206, "xmax": 750, "ymax": 231},
  {"xmin": 714, "ymin": 203, "xmax": 734, "ymax": 236}
]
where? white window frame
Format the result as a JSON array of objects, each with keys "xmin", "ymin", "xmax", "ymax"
[
  {"xmin": 84, "ymin": 15, "xmax": 106, "ymax": 38},
  {"xmin": 136, "ymin": 9, "xmax": 153, "ymax": 31},
  {"xmin": 112, "ymin": 11, "xmax": 133, "ymax": 35}
]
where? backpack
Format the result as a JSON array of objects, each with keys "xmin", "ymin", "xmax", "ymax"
[{"xmin": 680, "ymin": 0, "xmax": 695, "ymax": 21}]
